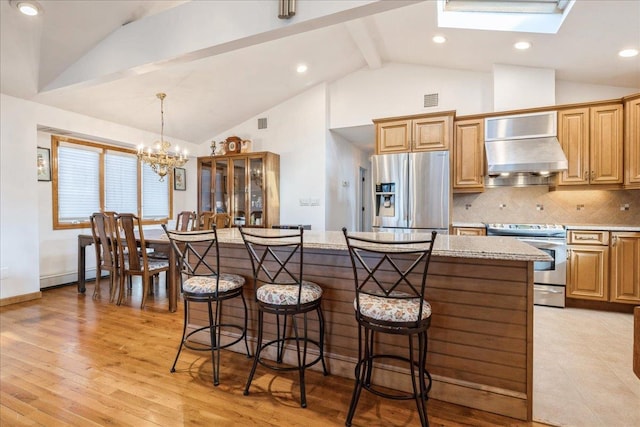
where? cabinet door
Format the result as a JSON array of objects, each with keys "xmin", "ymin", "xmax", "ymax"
[
  {"xmin": 453, "ymin": 119, "xmax": 484, "ymax": 192},
  {"xmin": 199, "ymin": 158, "xmax": 213, "ymax": 212},
  {"xmin": 231, "ymin": 157, "xmax": 247, "ymax": 226},
  {"xmin": 567, "ymin": 245, "xmax": 609, "ymax": 301},
  {"xmin": 413, "ymin": 115, "xmax": 451, "ymax": 151},
  {"xmin": 213, "ymin": 158, "xmax": 230, "ymax": 214},
  {"xmin": 376, "ymin": 120, "xmax": 411, "ymax": 154},
  {"xmin": 558, "ymin": 108, "xmax": 590, "ymax": 186},
  {"xmin": 610, "ymin": 232, "xmax": 640, "ymax": 304},
  {"xmin": 248, "ymin": 156, "xmax": 264, "ymax": 226},
  {"xmin": 625, "ymin": 96, "xmax": 640, "ymax": 188},
  {"xmin": 590, "ymin": 104, "xmax": 623, "ymax": 184},
  {"xmin": 453, "ymin": 227, "xmax": 486, "ymax": 236}
]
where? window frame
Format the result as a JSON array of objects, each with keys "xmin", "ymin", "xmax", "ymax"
[{"xmin": 51, "ymin": 135, "xmax": 174, "ymax": 230}]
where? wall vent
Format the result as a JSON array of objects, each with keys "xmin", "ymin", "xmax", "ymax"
[
  {"xmin": 424, "ymin": 93, "xmax": 439, "ymax": 108},
  {"xmin": 258, "ymin": 117, "xmax": 268, "ymax": 129}
]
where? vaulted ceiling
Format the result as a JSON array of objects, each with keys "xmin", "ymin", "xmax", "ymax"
[{"xmin": 1, "ymin": 0, "xmax": 639, "ymax": 146}]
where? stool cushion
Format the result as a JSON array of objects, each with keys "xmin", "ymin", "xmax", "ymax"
[
  {"xmin": 355, "ymin": 293, "xmax": 431, "ymax": 323},
  {"xmin": 124, "ymin": 258, "xmax": 169, "ymax": 270},
  {"xmin": 257, "ymin": 281, "xmax": 323, "ymax": 305},
  {"xmin": 183, "ymin": 273, "xmax": 245, "ymax": 294}
]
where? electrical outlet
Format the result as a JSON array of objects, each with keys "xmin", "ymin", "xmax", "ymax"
[{"xmin": 0, "ymin": 267, "xmax": 8, "ymax": 280}]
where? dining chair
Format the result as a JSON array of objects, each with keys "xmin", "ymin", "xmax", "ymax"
[
  {"xmin": 89, "ymin": 211, "xmax": 119, "ymax": 301},
  {"xmin": 342, "ymin": 228, "xmax": 437, "ymax": 427},
  {"xmin": 239, "ymin": 226, "xmax": 328, "ymax": 408},
  {"xmin": 197, "ymin": 211, "xmax": 216, "ymax": 230},
  {"xmin": 115, "ymin": 213, "xmax": 170, "ymax": 309},
  {"xmin": 211, "ymin": 213, "xmax": 232, "ymax": 229},
  {"xmin": 175, "ymin": 210, "xmax": 196, "ymax": 231},
  {"xmin": 162, "ymin": 224, "xmax": 250, "ymax": 386}
]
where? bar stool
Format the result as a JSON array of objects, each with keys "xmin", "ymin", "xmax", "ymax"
[
  {"xmin": 163, "ymin": 225, "xmax": 250, "ymax": 386},
  {"xmin": 239, "ymin": 227, "xmax": 328, "ymax": 408},
  {"xmin": 342, "ymin": 228, "xmax": 437, "ymax": 427}
]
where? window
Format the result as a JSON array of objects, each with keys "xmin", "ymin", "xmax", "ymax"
[{"xmin": 52, "ymin": 135, "xmax": 173, "ymax": 229}]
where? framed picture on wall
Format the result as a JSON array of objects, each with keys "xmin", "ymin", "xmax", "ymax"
[
  {"xmin": 174, "ymin": 167, "xmax": 186, "ymax": 191},
  {"xmin": 37, "ymin": 147, "xmax": 51, "ymax": 181}
]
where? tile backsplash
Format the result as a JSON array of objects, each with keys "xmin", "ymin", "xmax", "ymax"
[{"xmin": 453, "ymin": 187, "xmax": 640, "ymax": 226}]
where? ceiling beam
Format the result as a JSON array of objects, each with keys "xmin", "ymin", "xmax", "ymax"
[
  {"xmin": 345, "ymin": 18, "xmax": 382, "ymax": 69},
  {"xmin": 42, "ymin": 0, "xmax": 419, "ymax": 93}
]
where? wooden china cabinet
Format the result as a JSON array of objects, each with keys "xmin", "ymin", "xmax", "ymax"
[{"xmin": 197, "ymin": 151, "xmax": 279, "ymax": 228}]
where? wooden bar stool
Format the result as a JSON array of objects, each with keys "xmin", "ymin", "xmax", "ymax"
[
  {"xmin": 239, "ymin": 227, "xmax": 328, "ymax": 408},
  {"xmin": 342, "ymin": 228, "xmax": 437, "ymax": 427}
]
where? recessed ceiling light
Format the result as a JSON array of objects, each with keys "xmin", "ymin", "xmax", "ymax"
[
  {"xmin": 432, "ymin": 35, "xmax": 447, "ymax": 44},
  {"xmin": 514, "ymin": 41, "xmax": 531, "ymax": 50},
  {"xmin": 296, "ymin": 64, "xmax": 308, "ymax": 74},
  {"xmin": 11, "ymin": 0, "xmax": 41, "ymax": 16},
  {"xmin": 618, "ymin": 48, "xmax": 639, "ymax": 58}
]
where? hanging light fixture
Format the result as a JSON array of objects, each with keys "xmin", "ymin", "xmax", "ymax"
[{"xmin": 137, "ymin": 93, "xmax": 188, "ymax": 181}]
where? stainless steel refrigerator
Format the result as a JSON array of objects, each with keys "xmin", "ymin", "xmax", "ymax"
[{"xmin": 371, "ymin": 151, "xmax": 449, "ymax": 233}]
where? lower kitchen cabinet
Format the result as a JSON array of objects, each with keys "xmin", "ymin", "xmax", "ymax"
[
  {"xmin": 567, "ymin": 230, "xmax": 609, "ymax": 301},
  {"xmin": 610, "ymin": 232, "xmax": 640, "ymax": 304},
  {"xmin": 453, "ymin": 226, "xmax": 486, "ymax": 236}
]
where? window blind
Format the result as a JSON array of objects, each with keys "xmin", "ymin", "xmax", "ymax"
[
  {"xmin": 105, "ymin": 151, "xmax": 137, "ymax": 214},
  {"xmin": 58, "ymin": 146, "xmax": 100, "ymax": 222},
  {"xmin": 142, "ymin": 164, "xmax": 169, "ymax": 219}
]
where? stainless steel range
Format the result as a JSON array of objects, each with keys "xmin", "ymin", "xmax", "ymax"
[{"xmin": 486, "ymin": 223, "xmax": 567, "ymax": 308}]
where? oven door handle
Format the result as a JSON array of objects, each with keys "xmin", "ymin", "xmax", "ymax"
[
  {"xmin": 534, "ymin": 285, "xmax": 564, "ymax": 294},
  {"xmin": 517, "ymin": 238, "xmax": 565, "ymax": 248}
]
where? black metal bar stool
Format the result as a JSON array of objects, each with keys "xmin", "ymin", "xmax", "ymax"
[
  {"xmin": 163, "ymin": 225, "xmax": 250, "ymax": 386},
  {"xmin": 342, "ymin": 228, "xmax": 437, "ymax": 427},
  {"xmin": 239, "ymin": 226, "xmax": 328, "ymax": 408}
]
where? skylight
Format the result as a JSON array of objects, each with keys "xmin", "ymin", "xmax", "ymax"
[{"xmin": 436, "ymin": 0, "xmax": 575, "ymax": 34}]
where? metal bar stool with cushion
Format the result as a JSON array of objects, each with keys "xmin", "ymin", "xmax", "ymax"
[
  {"xmin": 239, "ymin": 227, "xmax": 329, "ymax": 408},
  {"xmin": 115, "ymin": 213, "xmax": 170, "ymax": 309},
  {"xmin": 163, "ymin": 224, "xmax": 250, "ymax": 386},
  {"xmin": 90, "ymin": 211, "xmax": 119, "ymax": 301},
  {"xmin": 342, "ymin": 228, "xmax": 437, "ymax": 427}
]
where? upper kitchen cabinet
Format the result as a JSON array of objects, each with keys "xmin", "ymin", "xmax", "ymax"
[
  {"xmin": 624, "ymin": 93, "xmax": 640, "ymax": 189},
  {"xmin": 198, "ymin": 151, "xmax": 279, "ymax": 228},
  {"xmin": 453, "ymin": 118, "xmax": 484, "ymax": 193},
  {"xmin": 557, "ymin": 103, "xmax": 623, "ymax": 188},
  {"xmin": 374, "ymin": 111, "xmax": 454, "ymax": 154}
]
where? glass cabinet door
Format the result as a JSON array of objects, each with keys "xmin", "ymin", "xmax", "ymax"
[
  {"xmin": 249, "ymin": 157, "xmax": 264, "ymax": 226},
  {"xmin": 200, "ymin": 159, "xmax": 212, "ymax": 212},
  {"xmin": 231, "ymin": 158, "xmax": 246, "ymax": 226},
  {"xmin": 214, "ymin": 159, "xmax": 229, "ymax": 214}
]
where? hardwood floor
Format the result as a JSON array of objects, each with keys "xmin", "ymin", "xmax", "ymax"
[{"xmin": 1, "ymin": 280, "xmax": 552, "ymax": 427}]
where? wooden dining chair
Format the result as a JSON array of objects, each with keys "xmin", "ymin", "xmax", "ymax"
[
  {"xmin": 90, "ymin": 211, "xmax": 119, "ymax": 302},
  {"xmin": 211, "ymin": 213, "xmax": 232, "ymax": 229},
  {"xmin": 197, "ymin": 211, "xmax": 215, "ymax": 230},
  {"xmin": 115, "ymin": 213, "xmax": 170, "ymax": 309},
  {"xmin": 175, "ymin": 210, "xmax": 196, "ymax": 231}
]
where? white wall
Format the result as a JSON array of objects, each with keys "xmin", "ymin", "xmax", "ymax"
[
  {"xmin": 0, "ymin": 94, "xmax": 40, "ymax": 299},
  {"xmin": 0, "ymin": 94, "xmax": 198, "ymax": 297},
  {"xmin": 325, "ymin": 130, "xmax": 370, "ymax": 231},
  {"xmin": 556, "ymin": 80, "xmax": 638, "ymax": 105},
  {"xmin": 493, "ymin": 64, "xmax": 556, "ymax": 110},
  {"xmin": 329, "ymin": 62, "xmax": 494, "ymax": 129},
  {"xmin": 212, "ymin": 84, "xmax": 330, "ymax": 230}
]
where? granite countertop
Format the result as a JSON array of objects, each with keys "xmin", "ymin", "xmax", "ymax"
[
  {"xmin": 452, "ymin": 222, "xmax": 486, "ymax": 228},
  {"xmin": 215, "ymin": 228, "xmax": 550, "ymax": 262},
  {"xmin": 565, "ymin": 224, "xmax": 640, "ymax": 232}
]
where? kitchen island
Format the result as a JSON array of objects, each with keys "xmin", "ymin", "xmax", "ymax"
[{"xmin": 189, "ymin": 229, "xmax": 549, "ymax": 421}]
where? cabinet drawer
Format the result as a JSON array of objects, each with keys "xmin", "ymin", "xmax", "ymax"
[{"xmin": 568, "ymin": 230, "xmax": 609, "ymax": 245}]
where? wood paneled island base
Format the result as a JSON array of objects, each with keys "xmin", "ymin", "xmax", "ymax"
[{"xmin": 188, "ymin": 230, "xmax": 545, "ymax": 421}]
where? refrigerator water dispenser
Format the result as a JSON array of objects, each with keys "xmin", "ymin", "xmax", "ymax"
[{"xmin": 375, "ymin": 183, "xmax": 396, "ymax": 217}]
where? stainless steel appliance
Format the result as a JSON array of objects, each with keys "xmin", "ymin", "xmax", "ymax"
[
  {"xmin": 486, "ymin": 223, "xmax": 567, "ymax": 308},
  {"xmin": 484, "ymin": 111, "xmax": 568, "ymax": 185},
  {"xmin": 371, "ymin": 151, "xmax": 449, "ymax": 233}
]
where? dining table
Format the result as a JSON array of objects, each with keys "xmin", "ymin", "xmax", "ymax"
[{"xmin": 77, "ymin": 228, "xmax": 178, "ymax": 312}]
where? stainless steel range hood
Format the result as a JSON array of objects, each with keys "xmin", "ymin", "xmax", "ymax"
[{"xmin": 485, "ymin": 111, "xmax": 568, "ymax": 175}]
